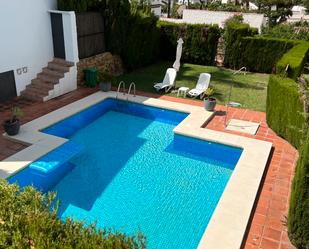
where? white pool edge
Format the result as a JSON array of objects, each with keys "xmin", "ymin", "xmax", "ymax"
[{"xmin": 1, "ymin": 91, "xmax": 272, "ymax": 249}]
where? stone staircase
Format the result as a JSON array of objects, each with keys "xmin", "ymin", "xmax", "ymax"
[{"xmin": 20, "ymin": 58, "xmax": 74, "ymax": 102}]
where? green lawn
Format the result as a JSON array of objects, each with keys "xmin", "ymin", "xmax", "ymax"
[{"xmin": 115, "ymin": 61, "xmax": 269, "ymax": 112}]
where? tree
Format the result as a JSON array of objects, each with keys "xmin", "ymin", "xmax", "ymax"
[
  {"xmin": 256, "ymin": 0, "xmax": 297, "ymax": 26},
  {"xmin": 303, "ymin": 0, "xmax": 309, "ymax": 12},
  {"xmin": 167, "ymin": 0, "xmax": 171, "ymax": 17}
]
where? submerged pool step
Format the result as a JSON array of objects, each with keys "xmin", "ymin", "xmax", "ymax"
[{"xmin": 29, "ymin": 141, "xmax": 83, "ymax": 173}]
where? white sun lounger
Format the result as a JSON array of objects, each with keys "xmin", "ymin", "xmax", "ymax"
[
  {"xmin": 154, "ymin": 68, "xmax": 177, "ymax": 93},
  {"xmin": 187, "ymin": 73, "xmax": 211, "ymax": 99}
]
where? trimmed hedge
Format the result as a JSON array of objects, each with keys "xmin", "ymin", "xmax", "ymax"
[
  {"xmin": 0, "ymin": 180, "xmax": 145, "ymax": 248},
  {"xmin": 224, "ymin": 23, "xmax": 309, "ymax": 75},
  {"xmin": 108, "ymin": 13, "xmax": 160, "ymax": 70},
  {"xmin": 223, "ymin": 23, "xmax": 258, "ymax": 70},
  {"xmin": 276, "ymin": 42, "xmax": 309, "ymax": 80},
  {"xmin": 288, "ymin": 131, "xmax": 309, "ymax": 248},
  {"xmin": 158, "ymin": 21, "xmax": 221, "ymax": 66},
  {"xmin": 230, "ymin": 37, "xmax": 294, "ymax": 73},
  {"xmin": 266, "ymin": 75, "xmax": 307, "ymax": 148}
]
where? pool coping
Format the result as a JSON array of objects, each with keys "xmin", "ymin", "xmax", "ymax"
[{"xmin": 1, "ymin": 91, "xmax": 272, "ymax": 249}]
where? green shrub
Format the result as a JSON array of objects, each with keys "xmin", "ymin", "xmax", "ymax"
[
  {"xmin": 266, "ymin": 75, "xmax": 307, "ymax": 148},
  {"xmin": 262, "ymin": 22, "xmax": 309, "ymax": 41},
  {"xmin": 108, "ymin": 13, "xmax": 160, "ymax": 70},
  {"xmin": 237, "ymin": 37, "xmax": 294, "ymax": 73},
  {"xmin": 0, "ymin": 180, "xmax": 145, "ymax": 249},
  {"xmin": 288, "ymin": 131, "xmax": 309, "ymax": 248},
  {"xmin": 223, "ymin": 23, "xmax": 258, "ymax": 70},
  {"xmin": 158, "ymin": 21, "xmax": 221, "ymax": 66},
  {"xmin": 276, "ymin": 42, "xmax": 309, "ymax": 80}
]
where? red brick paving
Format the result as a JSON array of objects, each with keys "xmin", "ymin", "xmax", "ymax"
[{"xmin": 0, "ymin": 88, "xmax": 297, "ymax": 249}]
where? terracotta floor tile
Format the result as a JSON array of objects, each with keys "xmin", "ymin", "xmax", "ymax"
[{"xmin": 260, "ymin": 238, "xmax": 280, "ymax": 249}]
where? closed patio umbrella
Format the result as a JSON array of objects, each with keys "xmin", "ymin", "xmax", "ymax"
[{"xmin": 173, "ymin": 38, "xmax": 184, "ymax": 72}]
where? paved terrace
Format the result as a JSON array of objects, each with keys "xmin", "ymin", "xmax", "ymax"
[{"xmin": 0, "ymin": 86, "xmax": 297, "ymax": 249}]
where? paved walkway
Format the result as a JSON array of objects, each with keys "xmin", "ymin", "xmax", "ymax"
[{"xmin": 0, "ymin": 87, "xmax": 297, "ymax": 249}]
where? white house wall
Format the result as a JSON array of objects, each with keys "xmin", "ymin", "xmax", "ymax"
[
  {"xmin": 45, "ymin": 10, "xmax": 79, "ymax": 101},
  {"xmin": 0, "ymin": 0, "xmax": 57, "ymax": 95},
  {"xmin": 181, "ymin": 9, "xmax": 266, "ymax": 32}
]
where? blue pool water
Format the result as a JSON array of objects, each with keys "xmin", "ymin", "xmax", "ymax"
[{"xmin": 9, "ymin": 99, "xmax": 242, "ymax": 249}]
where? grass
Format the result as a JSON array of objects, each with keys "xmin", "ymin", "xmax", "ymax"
[{"xmin": 115, "ymin": 61, "xmax": 270, "ymax": 112}]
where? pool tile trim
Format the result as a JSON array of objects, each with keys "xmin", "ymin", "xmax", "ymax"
[{"xmin": 1, "ymin": 91, "xmax": 272, "ymax": 249}]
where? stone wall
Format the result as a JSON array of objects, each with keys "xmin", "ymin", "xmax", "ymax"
[
  {"xmin": 215, "ymin": 36, "xmax": 225, "ymax": 67},
  {"xmin": 77, "ymin": 52, "xmax": 124, "ymax": 85}
]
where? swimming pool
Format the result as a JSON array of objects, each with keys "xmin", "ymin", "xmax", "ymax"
[{"xmin": 9, "ymin": 98, "xmax": 242, "ymax": 249}]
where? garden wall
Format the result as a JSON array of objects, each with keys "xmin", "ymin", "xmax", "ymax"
[
  {"xmin": 77, "ymin": 52, "xmax": 124, "ymax": 85},
  {"xmin": 76, "ymin": 12, "xmax": 105, "ymax": 59},
  {"xmin": 169, "ymin": 9, "xmax": 266, "ymax": 32}
]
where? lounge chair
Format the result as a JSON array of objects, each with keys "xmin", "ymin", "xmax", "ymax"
[
  {"xmin": 187, "ymin": 73, "xmax": 211, "ymax": 99},
  {"xmin": 154, "ymin": 68, "xmax": 177, "ymax": 92}
]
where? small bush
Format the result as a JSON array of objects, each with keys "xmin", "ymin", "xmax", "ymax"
[
  {"xmin": 262, "ymin": 22, "xmax": 309, "ymax": 41},
  {"xmin": 288, "ymin": 131, "xmax": 309, "ymax": 248},
  {"xmin": 266, "ymin": 75, "xmax": 307, "ymax": 148},
  {"xmin": 158, "ymin": 21, "xmax": 221, "ymax": 65},
  {"xmin": 0, "ymin": 180, "xmax": 146, "ymax": 249},
  {"xmin": 276, "ymin": 42, "xmax": 309, "ymax": 80}
]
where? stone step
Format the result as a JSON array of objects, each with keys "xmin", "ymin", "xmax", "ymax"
[
  {"xmin": 31, "ymin": 79, "xmax": 55, "ymax": 90},
  {"xmin": 53, "ymin": 58, "xmax": 74, "ymax": 67},
  {"xmin": 20, "ymin": 90, "xmax": 44, "ymax": 102},
  {"xmin": 26, "ymin": 82, "xmax": 52, "ymax": 92},
  {"xmin": 20, "ymin": 58, "xmax": 74, "ymax": 102},
  {"xmin": 42, "ymin": 67, "xmax": 64, "ymax": 78},
  {"xmin": 37, "ymin": 73, "xmax": 60, "ymax": 84},
  {"xmin": 25, "ymin": 85, "xmax": 50, "ymax": 96},
  {"xmin": 47, "ymin": 62, "xmax": 70, "ymax": 73}
]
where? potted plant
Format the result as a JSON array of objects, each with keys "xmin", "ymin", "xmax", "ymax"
[
  {"xmin": 98, "ymin": 71, "xmax": 115, "ymax": 92},
  {"xmin": 3, "ymin": 107, "xmax": 23, "ymax": 136},
  {"xmin": 204, "ymin": 87, "xmax": 216, "ymax": 111}
]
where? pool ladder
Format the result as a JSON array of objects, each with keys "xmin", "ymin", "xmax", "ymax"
[
  {"xmin": 116, "ymin": 81, "xmax": 126, "ymax": 100},
  {"xmin": 116, "ymin": 81, "xmax": 136, "ymax": 101},
  {"xmin": 127, "ymin": 82, "xmax": 136, "ymax": 100}
]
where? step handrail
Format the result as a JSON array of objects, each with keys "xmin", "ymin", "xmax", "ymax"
[
  {"xmin": 116, "ymin": 81, "xmax": 126, "ymax": 99},
  {"xmin": 127, "ymin": 82, "xmax": 136, "ymax": 101}
]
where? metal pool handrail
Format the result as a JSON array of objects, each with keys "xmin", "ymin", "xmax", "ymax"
[
  {"xmin": 127, "ymin": 82, "xmax": 136, "ymax": 101},
  {"xmin": 116, "ymin": 81, "xmax": 126, "ymax": 99}
]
